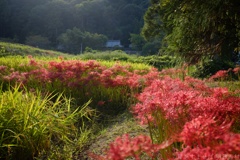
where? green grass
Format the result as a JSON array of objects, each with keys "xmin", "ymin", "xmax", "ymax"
[
  {"xmin": 77, "ymin": 51, "xmax": 177, "ymax": 70},
  {"xmin": 0, "ymin": 42, "xmax": 178, "ymax": 71},
  {"xmin": 0, "ymin": 42, "xmax": 72, "ymax": 58},
  {"xmin": 77, "ymin": 50, "xmax": 139, "ymax": 61},
  {"xmin": 0, "ymin": 85, "xmax": 92, "ymax": 159}
]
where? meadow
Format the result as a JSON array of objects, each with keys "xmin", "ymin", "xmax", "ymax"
[{"xmin": 0, "ymin": 42, "xmax": 240, "ymax": 160}]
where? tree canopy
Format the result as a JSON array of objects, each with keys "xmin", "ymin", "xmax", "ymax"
[
  {"xmin": 58, "ymin": 27, "xmax": 108, "ymax": 53},
  {"xmin": 142, "ymin": 0, "xmax": 240, "ymax": 63},
  {"xmin": 0, "ymin": 0, "xmax": 150, "ymax": 53}
]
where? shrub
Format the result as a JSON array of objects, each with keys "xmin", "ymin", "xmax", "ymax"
[
  {"xmin": 85, "ymin": 47, "xmax": 93, "ymax": 53},
  {"xmin": 191, "ymin": 59, "xmax": 235, "ymax": 79}
]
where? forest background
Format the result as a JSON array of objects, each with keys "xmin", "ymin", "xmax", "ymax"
[{"xmin": 0, "ymin": 0, "xmax": 161, "ymax": 55}]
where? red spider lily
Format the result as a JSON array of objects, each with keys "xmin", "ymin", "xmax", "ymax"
[
  {"xmin": 28, "ymin": 59, "xmax": 42, "ymax": 67},
  {"xmin": 58, "ymin": 56, "xmax": 64, "ymax": 60},
  {"xmin": 178, "ymin": 116, "xmax": 233, "ymax": 148},
  {"xmin": 215, "ymin": 133, "xmax": 240, "ymax": 154},
  {"xmin": 89, "ymin": 134, "xmax": 169, "ymax": 160},
  {"xmin": 27, "ymin": 55, "xmax": 33, "ymax": 58},
  {"xmin": 98, "ymin": 101, "xmax": 104, "ymax": 106},
  {"xmin": 172, "ymin": 146, "xmax": 218, "ymax": 160},
  {"xmin": 4, "ymin": 71, "xmax": 25, "ymax": 81},
  {"xmin": 209, "ymin": 70, "xmax": 229, "ymax": 81},
  {"xmin": 233, "ymin": 67, "xmax": 240, "ymax": 75},
  {"xmin": 0, "ymin": 65, "xmax": 7, "ymax": 73},
  {"xmin": 128, "ymin": 74, "xmax": 240, "ymax": 158}
]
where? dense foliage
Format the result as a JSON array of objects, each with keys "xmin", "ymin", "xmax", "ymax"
[
  {"xmin": 58, "ymin": 27, "xmax": 108, "ymax": 54},
  {"xmin": 190, "ymin": 59, "xmax": 236, "ymax": 79},
  {"xmin": 129, "ymin": 33, "xmax": 165, "ymax": 56},
  {"xmin": 142, "ymin": 0, "xmax": 240, "ymax": 63},
  {"xmin": 0, "ymin": 0, "xmax": 149, "ymax": 52}
]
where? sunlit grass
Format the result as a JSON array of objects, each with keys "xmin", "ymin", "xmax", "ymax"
[{"xmin": 0, "ymin": 85, "xmax": 92, "ymax": 159}]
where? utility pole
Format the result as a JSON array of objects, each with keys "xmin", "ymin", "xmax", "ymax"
[
  {"xmin": 81, "ymin": 43, "xmax": 82, "ymax": 54},
  {"xmin": 56, "ymin": 28, "xmax": 58, "ymax": 45}
]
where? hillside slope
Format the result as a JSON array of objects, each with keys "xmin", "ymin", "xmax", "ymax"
[{"xmin": 0, "ymin": 42, "xmax": 70, "ymax": 58}]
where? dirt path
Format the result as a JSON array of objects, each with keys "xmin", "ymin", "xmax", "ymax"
[{"xmin": 79, "ymin": 111, "xmax": 151, "ymax": 160}]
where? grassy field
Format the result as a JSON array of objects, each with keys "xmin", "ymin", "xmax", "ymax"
[
  {"xmin": 1, "ymin": 43, "xmax": 240, "ymax": 160},
  {"xmin": 0, "ymin": 42, "xmax": 71, "ymax": 58},
  {"xmin": 0, "ymin": 42, "xmax": 177, "ymax": 70}
]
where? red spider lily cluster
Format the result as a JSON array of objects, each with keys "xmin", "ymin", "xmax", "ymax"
[
  {"xmin": 209, "ymin": 70, "xmax": 229, "ymax": 80},
  {"xmin": 209, "ymin": 67, "xmax": 240, "ymax": 81},
  {"xmin": 1, "ymin": 56, "xmax": 240, "ymax": 159},
  {"xmin": 0, "ymin": 57, "xmax": 159, "ymax": 111},
  {"xmin": 0, "ymin": 58, "xmax": 157, "ymax": 89},
  {"xmin": 89, "ymin": 134, "xmax": 163, "ymax": 160},
  {"xmin": 90, "ymin": 67, "xmax": 240, "ymax": 159}
]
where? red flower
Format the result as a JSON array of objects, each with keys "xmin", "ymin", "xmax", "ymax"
[
  {"xmin": 58, "ymin": 56, "xmax": 64, "ymax": 60},
  {"xmin": 98, "ymin": 101, "xmax": 104, "ymax": 106},
  {"xmin": 89, "ymin": 134, "xmax": 173, "ymax": 160},
  {"xmin": 233, "ymin": 67, "xmax": 240, "ymax": 75},
  {"xmin": 27, "ymin": 55, "xmax": 33, "ymax": 58}
]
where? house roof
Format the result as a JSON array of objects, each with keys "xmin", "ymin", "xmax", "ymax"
[{"xmin": 106, "ymin": 40, "xmax": 123, "ymax": 47}]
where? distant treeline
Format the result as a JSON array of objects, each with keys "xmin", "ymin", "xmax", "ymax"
[{"xmin": 0, "ymin": 0, "xmax": 149, "ymax": 52}]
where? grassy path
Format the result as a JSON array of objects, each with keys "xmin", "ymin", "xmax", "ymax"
[{"xmin": 79, "ymin": 111, "xmax": 151, "ymax": 160}]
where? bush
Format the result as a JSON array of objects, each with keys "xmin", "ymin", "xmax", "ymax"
[
  {"xmin": 142, "ymin": 42, "xmax": 158, "ymax": 55},
  {"xmin": 128, "ymin": 55, "xmax": 176, "ymax": 70},
  {"xmin": 84, "ymin": 47, "xmax": 93, "ymax": 53},
  {"xmin": 191, "ymin": 59, "xmax": 236, "ymax": 79}
]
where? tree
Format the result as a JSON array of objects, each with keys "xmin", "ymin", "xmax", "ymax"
[
  {"xmin": 8, "ymin": 0, "xmax": 49, "ymax": 42},
  {"xmin": 0, "ymin": 0, "xmax": 11, "ymax": 38},
  {"xmin": 25, "ymin": 35, "xmax": 51, "ymax": 49},
  {"xmin": 142, "ymin": 37, "xmax": 162, "ymax": 55},
  {"xmin": 129, "ymin": 33, "xmax": 146, "ymax": 51},
  {"xmin": 58, "ymin": 27, "xmax": 108, "ymax": 54},
  {"xmin": 1, "ymin": 0, "xmax": 150, "ymax": 48},
  {"xmin": 142, "ymin": 0, "xmax": 240, "ymax": 64}
]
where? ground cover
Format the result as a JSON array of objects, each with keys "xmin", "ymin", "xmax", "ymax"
[{"xmin": 1, "ymin": 50, "xmax": 240, "ymax": 159}]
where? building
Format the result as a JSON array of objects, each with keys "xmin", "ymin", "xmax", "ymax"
[{"xmin": 106, "ymin": 40, "xmax": 123, "ymax": 48}]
